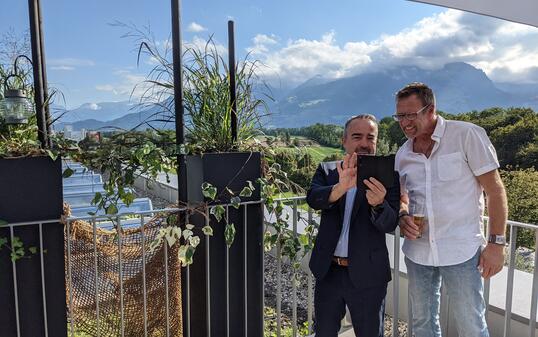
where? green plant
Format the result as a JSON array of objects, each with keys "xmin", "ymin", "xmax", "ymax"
[
  {"xmin": 122, "ymin": 22, "xmax": 270, "ymax": 153},
  {"xmin": 500, "ymin": 167, "xmax": 538, "ymax": 249},
  {"xmin": 0, "ymin": 53, "xmax": 69, "ymax": 261},
  {"xmin": 0, "ymin": 235, "xmax": 40, "ymax": 262},
  {"xmin": 75, "ymin": 130, "xmax": 175, "ymax": 215},
  {"xmin": 264, "ymin": 306, "xmax": 311, "ymax": 337}
]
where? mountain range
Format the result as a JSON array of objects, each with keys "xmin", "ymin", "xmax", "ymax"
[{"xmin": 54, "ymin": 62, "xmax": 538, "ymax": 131}]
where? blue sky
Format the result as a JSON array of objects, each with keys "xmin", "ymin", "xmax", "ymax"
[{"xmin": 1, "ymin": 0, "xmax": 538, "ymax": 108}]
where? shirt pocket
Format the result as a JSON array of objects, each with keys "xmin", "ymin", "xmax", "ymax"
[{"xmin": 437, "ymin": 152, "xmax": 463, "ymax": 181}]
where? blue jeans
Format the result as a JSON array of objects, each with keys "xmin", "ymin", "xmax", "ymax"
[{"xmin": 405, "ymin": 249, "xmax": 489, "ymax": 337}]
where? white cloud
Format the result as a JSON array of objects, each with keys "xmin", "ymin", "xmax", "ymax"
[
  {"xmin": 299, "ymin": 99, "xmax": 328, "ymax": 108},
  {"xmin": 253, "ymin": 34, "xmax": 278, "ymax": 46},
  {"xmin": 50, "ymin": 66, "xmax": 75, "ymax": 71},
  {"xmin": 94, "ymin": 36, "xmax": 229, "ymax": 103},
  {"xmin": 186, "ymin": 36, "xmax": 227, "ymax": 56},
  {"xmin": 86, "ymin": 103, "xmax": 101, "ymax": 110},
  {"xmin": 187, "ymin": 22, "xmax": 207, "ymax": 33},
  {"xmin": 252, "ymin": 10, "xmax": 538, "ymax": 85},
  {"xmin": 49, "ymin": 58, "xmax": 95, "ymax": 68},
  {"xmin": 247, "ymin": 34, "xmax": 279, "ymax": 55},
  {"xmin": 95, "ymin": 70, "xmax": 147, "ymax": 98},
  {"xmin": 95, "ymin": 84, "xmax": 115, "ymax": 92}
]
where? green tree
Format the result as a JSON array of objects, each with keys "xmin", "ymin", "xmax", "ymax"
[
  {"xmin": 376, "ymin": 137, "xmax": 399, "ymax": 155},
  {"xmin": 490, "ymin": 115, "xmax": 538, "ymax": 169},
  {"xmin": 378, "ymin": 117, "xmax": 406, "ymax": 148},
  {"xmin": 297, "ymin": 152, "xmax": 315, "ymax": 170},
  {"xmin": 500, "ymin": 168, "xmax": 538, "ymax": 248},
  {"xmin": 272, "ymin": 149, "xmax": 297, "ymax": 174}
]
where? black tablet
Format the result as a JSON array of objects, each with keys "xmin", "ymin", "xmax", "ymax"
[{"xmin": 357, "ymin": 154, "xmax": 395, "ymax": 188}]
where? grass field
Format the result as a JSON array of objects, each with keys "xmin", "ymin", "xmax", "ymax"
[
  {"xmin": 278, "ymin": 145, "xmax": 342, "ymax": 163},
  {"xmin": 305, "ymin": 146, "xmax": 342, "ymax": 162}
]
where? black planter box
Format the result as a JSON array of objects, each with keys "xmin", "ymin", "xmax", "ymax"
[
  {"xmin": 180, "ymin": 152, "xmax": 264, "ymax": 337},
  {"xmin": 0, "ymin": 156, "xmax": 67, "ymax": 337},
  {"xmin": 180, "ymin": 152, "xmax": 261, "ymax": 204}
]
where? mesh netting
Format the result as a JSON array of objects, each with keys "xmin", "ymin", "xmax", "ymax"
[{"xmin": 63, "ymin": 204, "xmax": 183, "ymax": 337}]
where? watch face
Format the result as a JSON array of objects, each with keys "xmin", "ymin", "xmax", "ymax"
[{"xmin": 490, "ymin": 235, "xmax": 505, "ymax": 244}]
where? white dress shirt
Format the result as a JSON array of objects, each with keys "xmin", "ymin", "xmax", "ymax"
[{"xmin": 395, "ymin": 116, "xmax": 500, "ymax": 266}]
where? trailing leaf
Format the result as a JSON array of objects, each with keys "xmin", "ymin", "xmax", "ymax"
[
  {"xmin": 202, "ymin": 225, "xmax": 213, "ymax": 236},
  {"xmin": 210, "ymin": 205, "xmax": 225, "ymax": 222},
  {"xmin": 230, "ymin": 196, "xmax": 241, "ymax": 209},
  {"xmin": 225, "ymin": 222, "xmax": 236, "ymax": 248},
  {"xmin": 202, "ymin": 182, "xmax": 217, "ymax": 200}
]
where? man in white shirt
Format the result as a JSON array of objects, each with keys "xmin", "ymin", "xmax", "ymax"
[{"xmin": 394, "ymin": 82, "xmax": 508, "ymax": 337}]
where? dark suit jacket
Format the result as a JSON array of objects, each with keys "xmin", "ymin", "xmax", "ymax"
[{"xmin": 306, "ymin": 161, "xmax": 400, "ymax": 289}]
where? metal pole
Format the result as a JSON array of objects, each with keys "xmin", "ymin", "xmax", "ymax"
[
  {"xmin": 171, "ymin": 0, "xmax": 185, "ymax": 145},
  {"xmin": 171, "ymin": 0, "xmax": 188, "ymax": 205},
  {"xmin": 227, "ymin": 20, "xmax": 238, "ymax": 143},
  {"xmin": 392, "ymin": 228, "xmax": 400, "ymax": 337},
  {"xmin": 28, "ymin": 0, "xmax": 48, "ymax": 148},
  {"xmin": 36, "ymin": 0, "xmax": 52, "ymax": 146}
]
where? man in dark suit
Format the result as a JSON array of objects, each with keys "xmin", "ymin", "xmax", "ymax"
[{"xmin": 306, "ymin": 114, "xmax": 399, "ymax": 337}]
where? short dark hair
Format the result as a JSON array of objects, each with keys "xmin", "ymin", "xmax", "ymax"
[
  {"xmin": 343, "ymin": 114, "xmax": 378, "ymax": 137},
  {"xmin": 395, "ymin": 82, "xmax": 435, "ymax": 107}
]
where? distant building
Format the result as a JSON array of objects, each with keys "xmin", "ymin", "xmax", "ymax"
[
  {"xmin": 62, "ymin": 125, "xmax": 87, "ymax": 141},
  {"xmin": 86, "ymin": 131, "xmax": 101, "ymax": 143}
]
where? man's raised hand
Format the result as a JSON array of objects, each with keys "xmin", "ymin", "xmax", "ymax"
[
  {"xmin": 337, "ymin": 152, "xmax": 357, "ymax": 191},
  {"xmin": 329, "ymin": 153, "xmax": 357, "ymax": 203}
]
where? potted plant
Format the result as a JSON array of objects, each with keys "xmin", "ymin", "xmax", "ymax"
[
  {"xmin": 0, "ymin": 62, "xmax": 67, "ymax": 337},
  {"xmin": 126, "ymin": 29, "xmax": 269, "ymax": 337}
]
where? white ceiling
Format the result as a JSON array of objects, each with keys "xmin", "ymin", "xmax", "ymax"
[{"xmin": 408, "ymin": 0, "xmax": 538, "ymax": 27}]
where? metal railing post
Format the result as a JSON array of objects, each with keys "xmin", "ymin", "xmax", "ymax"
[
  {"xmin": 393, "ymin": 227, "xmax": 400, "ymax": 337},
  {"xmin": 504, "ymin": 225, "xmax": 518, "ymax": 337}
]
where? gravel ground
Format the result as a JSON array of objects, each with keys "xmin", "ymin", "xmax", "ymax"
[
  {"xmin": 263, "ymin": 253, "xmax": 408, "ymax": 336},
  {"xmin": 133, "ymin": 187, "xmax": 172, "ymax": 209}
]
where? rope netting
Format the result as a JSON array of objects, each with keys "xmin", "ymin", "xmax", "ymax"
[{"xmin": 63, "ymin": 204, "xmax": 183, "ymax": 337}]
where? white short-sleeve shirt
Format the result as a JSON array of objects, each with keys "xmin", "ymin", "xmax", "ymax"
[{"xmin": 395, "ymin": 116, "xmax": 500, "ymax": 266}]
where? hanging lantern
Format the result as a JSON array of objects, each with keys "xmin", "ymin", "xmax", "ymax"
[{"xmin": 0, "ymin": 74, "xmax": 35, "ymax": 124}]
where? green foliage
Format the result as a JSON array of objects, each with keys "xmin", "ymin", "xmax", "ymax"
[
  {"xmin": 260, "ymin": 161, "xmax": 319, "ymax": 274},
  {"xmin": 225, "ymin": 223, "xmax": 236, "ymax": 248},
  {"xmin": 210, "ymin": 204, "xmax": 226, "ymax": 222},
  {"xmin": 264, "ymin": 306, "xmax": 311, "ymax": 337},
  {"xmin": 127, "ymin": 23, "xmax": 269, "ymax": 153},
  {"xmin": 76, "ymin": 130, "xmax": 175, "ymax": 213},
  {"xmin": 0, "ymin": 235, "xmax": 41, "ymax": 262},
  {"xmin": 239, "ymin": 181, "xmax": 254, "ymax": 197},
  {"xmin": 297, "ymin": 152, "xmax": 315, "ymax": 170},
  {"xmin": 322, "ymin": 152, "xmax": 342, "ymax": 162},
  {"xmin": 202, "ymin": 182, "xmax": 217, "ymax": 200},
  {"xmin": 378, "ymin": 116, "xmax": 407, "ymax": 148},
  {"xmin": 0, "ymin": 117, "xmax": 41, "ymax": 158},
  {"xmin": 263, "ymin": 123, "xmax": 344, "ymax": 148},
  {"xmin": 490, "ymin": 115, "xmax": 538, "ymax": 169},
  {"xmin": 376, "ymin": 136, "xmax": 399, "ymax": 155},
  {"xmin": 303, "ymin": 146, "xmax": 342, "ymax": 163},
  {"xmin": 446, "ymin": 107, "xmax": 538, "ymax": 169},
  {"xmin": 288, "ymin": 168, "xmax": 314, "ymax": 190},
  {"xmin": 501, "ymin": 168, "xmax": 538, "ymax": 248}
]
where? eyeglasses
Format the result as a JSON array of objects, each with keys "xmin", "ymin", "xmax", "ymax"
[{"xmin": 392, "ymin": 104, "xmax": 430, "ymax": 121}]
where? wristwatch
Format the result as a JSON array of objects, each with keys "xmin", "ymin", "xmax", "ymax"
[
  {"xmin": 398, "ymin": 210, "xmax": 409, "ymax": 218},
  {"xmin": 488, "ymin": 234, "xmax": 507, "ymax": 245}
]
